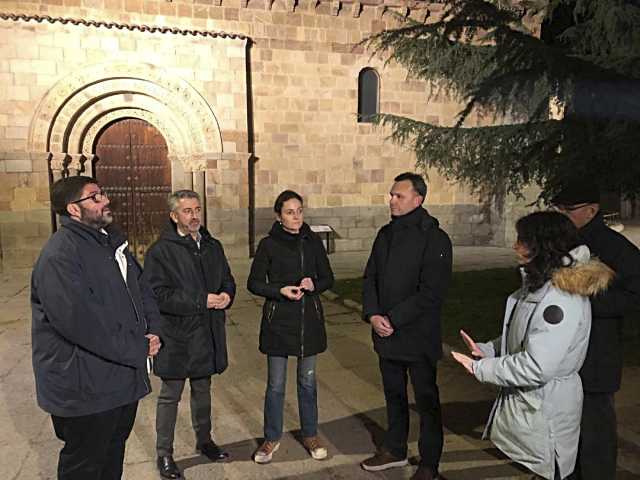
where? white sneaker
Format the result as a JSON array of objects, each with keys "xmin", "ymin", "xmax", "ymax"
[
  {"xmin": 303, "ymin": 436, "xmax": 328, "ymax": 460},
  {"xmin": 254, "ymin": 440, "xmax": 280, "ymax": 464}
]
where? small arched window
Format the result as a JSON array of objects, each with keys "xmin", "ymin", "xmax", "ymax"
[{"xmin": 358, "ymin": 68, "xmax": 380, "ymax": 123}]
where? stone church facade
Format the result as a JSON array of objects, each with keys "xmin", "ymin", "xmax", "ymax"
[{"xmin": 0, "ymin": 0, "xmax": 527, "ymax": 267}]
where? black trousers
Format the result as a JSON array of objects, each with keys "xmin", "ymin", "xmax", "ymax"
[
  {"xmin": 156, "ymin": 376, "xmax": 212, "ymax": 456},
  {"xmin": 51, "ymin": 401, "xmax": 138, "ymax": 480},
  {"xmin": 571, "ymin": 392, "xmax": 617, "ymax": 480},
  {"xmin": 379, "ymin": 357, "xmax": 443, "ymax": 471}
]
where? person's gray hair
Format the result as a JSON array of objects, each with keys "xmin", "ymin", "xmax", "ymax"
[{"xmin": 168, "ymin": 190, "xmax": 200, "ymax": 211}]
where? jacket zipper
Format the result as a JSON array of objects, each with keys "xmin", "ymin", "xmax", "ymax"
[
  {"xmin": 300, "ymin": 239, "xmax": 305, "ymax": 358},
  {"xmin": 121, "ymin": 261, "xmax": 151, "ymax": 395},
  {"xmin": 313, "ymin": 297, "xmax": 321, "ymax": 321},
  {"xmin": 267, "ymin": 301, "xmax": 276, "ymax": 323}
]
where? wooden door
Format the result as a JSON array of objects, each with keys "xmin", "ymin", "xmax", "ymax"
[{"xmin": 94, "ymin": 119, "xmax": 171, "ymax": 259}]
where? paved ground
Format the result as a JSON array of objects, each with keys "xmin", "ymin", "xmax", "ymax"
[{"xmin": 1, "ymin": 240, "xmax": 639, "ymax": 480}]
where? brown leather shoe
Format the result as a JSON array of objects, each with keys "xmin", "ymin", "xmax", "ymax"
[
  {"xmin": 361, "ymin": 449, "xmax": 408, "ymax": 472},
  {"xmin": 410, "ymin": 465, "xmax": 438, "ymax": 480},
  {"xmin": 253, "ymin": 440, "xmax": 280, "ymax": 464},
  {"xmin": 302, "ymin": 436, "xmax": 328, "ymax": 460}
]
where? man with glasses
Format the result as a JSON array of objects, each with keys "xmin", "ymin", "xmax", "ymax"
[
  {"xmin": 31, "ymin": 175, "xmax": 162, "ymax": 480},
  {"xmin": 552, "ymin": 180, "xmax": 640, "ymax": 480},
  {"xmin": 142, "ymin": 190, "xmax": 235, "ymax": 480}
]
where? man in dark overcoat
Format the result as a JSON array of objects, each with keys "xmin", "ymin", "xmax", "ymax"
[
  {"xmin": 361, "ymin": 172, "xmax": 452, "ymax": 480},
  {"xmin": 142, "ymin": 190, "xmax": 236, "ymax": 480},
  {"xmin": 553, "ymin": 180, "xmax": 640, "ymax": 480},
  {"xmin": 31, "ymin": 176, "xmax": 161, "ymax": 480}
]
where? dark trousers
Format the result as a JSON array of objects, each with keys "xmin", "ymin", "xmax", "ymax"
[
  {"xmin": 156, "ymin": 376, "xmax": 212, "ymax": 456},
  {"xmin": 379, "ymin": 357, "xmax": 443, "ymax": 471},
  {"xmin": 571, "ymin": 392, "xmax": 617, "ymax": 480},
  {"xmin": 51, "ymin": 401, "xmax": 138, "ymax": 480}
]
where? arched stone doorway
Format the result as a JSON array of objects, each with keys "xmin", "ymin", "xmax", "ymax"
[{"xmin": 94, "ymin": 118, "xmax": 171, "ymax": 259}]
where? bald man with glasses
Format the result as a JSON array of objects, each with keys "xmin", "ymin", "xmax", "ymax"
[{"xmin": 31, "ymin": 175, "xmax": 162, "ymax": 480}]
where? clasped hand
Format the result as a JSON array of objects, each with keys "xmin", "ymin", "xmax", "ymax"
[
  {"xmin": 207, "ymin": 292, "xmax": 231, "ymax": 309},
  {"xmin": 370, "ymin": 314, "xmax": 394, "ymax": 337},
  {"xmin": 280, "ymin": 277, "xmax": 315, "ymax": 301}
]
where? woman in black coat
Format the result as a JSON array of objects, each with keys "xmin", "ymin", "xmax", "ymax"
[{"xmin": 247, "ymin": 190, "xmax": 334, "ymax": 464}]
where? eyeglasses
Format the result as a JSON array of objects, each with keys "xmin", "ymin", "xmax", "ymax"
[
  {"xmin": 71, "ymin": 190, "xmax": 108, "ymax": 204},
  {"xmin": 552, "ymin": 203, "xmax": 590, "ymax": 212}
]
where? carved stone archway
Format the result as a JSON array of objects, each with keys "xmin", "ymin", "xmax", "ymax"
[{"xmin": 27, "ymin": 62, "xmax": 226, "ymax": 222}]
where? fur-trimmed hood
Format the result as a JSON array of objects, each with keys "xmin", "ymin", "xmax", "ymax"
[{"xmin": 552, "ymin": 245, "xmax": 615, "ymax": 296}]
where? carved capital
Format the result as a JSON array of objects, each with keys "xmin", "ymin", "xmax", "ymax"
[
  {"xmin": 351, "ymin": 1, "xmax": 362, "ymax": 17},
  {"xmin": 330, "ymin": 0, "xmax": 341, "ymax": 16},
  {"xmin": 67, "ymin": 153, "xmax": 84, "ymax": 175},
  {"xmin": 49, "ymin": 152, "xmax": 68, "ymax": 172}
]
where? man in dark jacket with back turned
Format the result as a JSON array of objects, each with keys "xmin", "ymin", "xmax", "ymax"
[
  {"xmin": 31, "ymin": 176, "xmax": 161, "ymax": 480},
  {"xmin": 142, "ymin": 189, "xmax": 236, "ymax": 480},
  {"xmin": 553, "ymin": 180, "xmax": 640, "ymax": 480},
  {"xmin": 361, "ymin": 172, "xmax": 453, "ymax": 480}
]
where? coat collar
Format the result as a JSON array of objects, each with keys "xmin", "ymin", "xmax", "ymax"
[
  {"xmin": 268, "ymin": 221, "xmax": 312, "ymax": 242},
  {"xmin": 160, "ymin": 220, "xmax": 214, "ymax": 248},
  {"xmin": 388, "ymin": 206, "xmax": 438, "ymax": 232},
  {"xmin": 579, "ymin": 211, "xmax": 606, "ymax": 241},
  {"xmin": 59, "ymin": 215, "xmax": 126, "ymax": 249}
]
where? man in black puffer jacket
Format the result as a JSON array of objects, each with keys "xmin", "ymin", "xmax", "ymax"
[
  {"xmin": 142, "ymin": 190, "xmax": 236, "ymax": 480},
  {"xmin": 361, "ymin": 172, "xmax": 452, "ymax": 480},
  {"xmin": 553, "ymin": 180, "xmax": 640, "ymax": 480},
  {"xmin": 31, "ymin": 176, "xmax": 161, "ymax": 480}
]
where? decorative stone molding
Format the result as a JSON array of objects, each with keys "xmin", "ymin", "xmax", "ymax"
[
  {"xmin": 28, "ymin": 62, "xmax": 228, "ymax": 159},
  {"xmin": 351, "ymin": 1, "xmax": 363, "ymax": 17},
  {"xmin": 49, "ymin": 152, "xmax": 68, "ymax": 180},
  {"xmin": 0, "ymin": 12, "xmax": 247, "ymax": 40},
  {"xmin": 286, "ymin": 0, "xmax": 298, "ymax": 11},
  {"xmin": 80, "ymin": 106, "xmax": 186, "ymax": 159},
  {"xmin": 67, "ymin": 154, "xmax": 84, "ymax": 176},
  {"xmin": 330, "ymin": 0, "xmax": 342, "ymax": 15}
]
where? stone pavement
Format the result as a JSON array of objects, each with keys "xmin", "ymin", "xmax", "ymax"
[{"xmin": 1, "ymin": 243, "xmax": 639, "ymax": 480}]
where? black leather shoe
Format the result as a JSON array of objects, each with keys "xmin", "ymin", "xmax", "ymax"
[
  {"xmin": 196, "ymin": 441, "xmax": 230, "ymax": 462},
  {"xmin": 156, "ymin": 455, "xmax": 182, "ymax": 479}
]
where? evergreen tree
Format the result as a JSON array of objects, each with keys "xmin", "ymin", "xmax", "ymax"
[{"xmin": 364, "ymin": 0, "xmax": 640, "ymax": 201}]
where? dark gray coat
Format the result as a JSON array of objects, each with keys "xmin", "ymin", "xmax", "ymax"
[
  {"xmin": 31, "ymin": 216, "xmax": 159, "ymax": 417},
  {"xmin": 578, "ymin": 213, "xmax": 640, "ymax": 392},
  {"xmin": 142, "ymin": 222, "xmax": 235, "ymax": 379},
  {"xmin": 363, "ymin": 207, "xmax": 452, "ymax": 363},
  {"xmin": 247, "ymin": 222, "xmax": 334, "ymax": 357}
]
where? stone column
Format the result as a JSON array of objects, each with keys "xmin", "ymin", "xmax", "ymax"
[
  {"xmin": 178, "ymin": 155, "xmax": 193, "ymax": 190},
  {"xmin": 82, "ymin": 153, "xmax": 95, "ymax": 177},
  {"xmin": 191, "ymin": 154, "xmax": 207, "ymax": 226}
]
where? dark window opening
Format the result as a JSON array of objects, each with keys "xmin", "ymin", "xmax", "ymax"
[{"xmin": 358, "ymin": 68, "xmax": 379, "ymax": 123}]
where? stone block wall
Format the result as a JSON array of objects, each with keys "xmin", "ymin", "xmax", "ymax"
[{"xmin": 0, "ymin": 0, "xmax": 511, "ymax": 265}]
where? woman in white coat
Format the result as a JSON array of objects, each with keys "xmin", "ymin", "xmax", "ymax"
[{"xmin": 452, "ymin": 211, "xmax": 614, "ymax": 479}]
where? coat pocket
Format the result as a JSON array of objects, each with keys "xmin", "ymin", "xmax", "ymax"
[
  {"xmin": 312, "ymin": 296, "xmax": 324, "ymax": 322},
  {"xmin": 265, "ymin": 301, "xmax": 277, "ymax": 324}
]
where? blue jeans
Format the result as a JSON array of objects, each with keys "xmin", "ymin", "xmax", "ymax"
[{"xmin": 264, "ymin": 355, "xmax": 318, "ymax": 441}]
